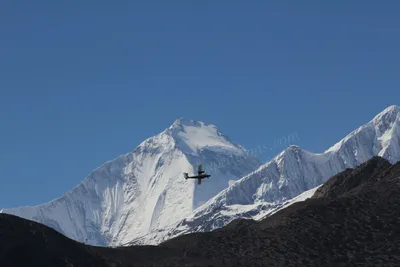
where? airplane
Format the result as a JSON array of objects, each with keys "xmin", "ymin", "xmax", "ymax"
[{"xmin": 183, "ymin": 164, "xmax": 211, "ymax": 185}]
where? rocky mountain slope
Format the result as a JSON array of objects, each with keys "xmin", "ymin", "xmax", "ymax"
[
  {"xmin": 130, "ymin": 105, "xmax": 400, "ymax": 245},
  {"xmin": 1, "ymin": 156, "xmax": 400, "ymax": 267},
  {"xmin": 0, "ymin": 118, "xmax": 261, "ymax": 246}
]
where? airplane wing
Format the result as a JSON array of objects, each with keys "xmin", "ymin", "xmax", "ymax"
[{"xmin": 198, "ymin": 164, "xmax": 203, "ymax": 175}]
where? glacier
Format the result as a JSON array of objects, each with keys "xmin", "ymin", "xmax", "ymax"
[
  {"xmin": 0, "ymin": 118, "xmax": 261, "ymax": 246},
  {"xmin": 127, "ymin": 105, "xmax": 400, "ymax": 245}
]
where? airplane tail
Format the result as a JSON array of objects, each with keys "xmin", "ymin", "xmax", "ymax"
[
  {"xmin": 184, "ymin": 173, "xmax": 189, "ymax": 179},
  {"xmin": 198, "ymin": 178, "xmax": 201, "ymax": 185}
]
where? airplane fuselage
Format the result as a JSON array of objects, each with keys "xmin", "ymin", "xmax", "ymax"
[
  {"xmin": 184, "ymin": 173, "xmax": 211, "ymax": 184},
  {"xmin": 186, "ymin": 174, "xmax": 210, "ymax": 179}
]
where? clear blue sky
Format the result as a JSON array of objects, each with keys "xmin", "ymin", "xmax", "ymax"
[{"xmin": 1, "ymin": 1, "xmax": 399, "ymax": 208}]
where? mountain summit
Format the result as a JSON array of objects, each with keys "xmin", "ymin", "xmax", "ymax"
[
  {"xmin": 0, "ymin": 119, "xmax": 261, "ymax": 246},
  {"xmin": 325, "ymin": 104, "xmax": 400, "ymax": 162},
  {"xmin": 165, "ymin": 118, "xmax": 245, "ymax": 156}
]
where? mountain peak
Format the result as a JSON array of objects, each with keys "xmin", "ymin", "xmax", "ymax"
[
  {"xmin": 379, "ymin": 104, "xmax": 399, "ymax": 114},
  {"xmin": 325, "ymin": 105, "xmax": 400, "ymax": 154},
  {"xmin": 164, "ymin": 118, "xmax": 242, "ymax": 156},
  {"xmin": 169, "ymin": 117, "xmax": 208, "ymax": 130},
  {"xmin": 372, "ymin": 105, "xmax": 400, "ymax": 124}
]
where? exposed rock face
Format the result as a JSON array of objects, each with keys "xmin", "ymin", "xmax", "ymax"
[
  {"xmin": 2, "ymin": 156, "xmax": 400, "ymax": 267},
  {"xmin": 312, "ymin": 156, "xmax": 392, "ymax": 199}
]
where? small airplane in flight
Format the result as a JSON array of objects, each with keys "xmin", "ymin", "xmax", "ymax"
[{"xmin": 184, "ymin": 164, "xmax": 211, "ymax": 184}]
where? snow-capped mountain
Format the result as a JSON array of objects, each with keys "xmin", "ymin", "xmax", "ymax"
[
  {"xmin": 0, "ymin": 118, "xmax": 261, "ymax": 246},
  {"xmin": 128, "ymin": 105, "xmax": 400, "ymax": 245}
]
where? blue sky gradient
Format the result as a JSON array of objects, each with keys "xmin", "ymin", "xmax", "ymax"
[{"xmin": 1, "ymin": 1, "xmax": 399, "ymax": 208}]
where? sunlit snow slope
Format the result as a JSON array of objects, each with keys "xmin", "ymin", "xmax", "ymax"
[
  {"xmin": 0, "ymin": 118, "xmax": 261, "ymax": 246},
  {"xmin": 129, "ymin": 105, "xmax": 400, "ymax": 245}
]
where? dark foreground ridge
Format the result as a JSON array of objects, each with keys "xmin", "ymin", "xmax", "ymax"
[{"xmin": 2, "ymin": 156, "xmax": 400, "ymax": 266}]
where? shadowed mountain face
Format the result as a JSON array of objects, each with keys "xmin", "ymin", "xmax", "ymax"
[
  {"xmin": 1, "ymin": 156, "xmax": 400, "ymax": 267},
  {"xmin": 0, "ymin": 213, "xmax": 183, "ymax": 267},
  {"xmin": 311, "ymin": 156, "xmax": 393, "ymax": 199}
]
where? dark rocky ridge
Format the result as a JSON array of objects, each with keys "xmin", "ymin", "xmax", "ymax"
[
  {"xmin": 311, "ymin": 156, "xmax": 392, "ymax": 199},
  {"xmin": 1, "ymin": 156, "xmax": 400, "ymax": 266}
]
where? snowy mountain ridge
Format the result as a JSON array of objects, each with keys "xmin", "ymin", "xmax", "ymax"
[
  {"xmin": 2, "ymin": 105, "xmax": 400, "ymax": 247},
  {"xmin": 0, "ymin": 118, "xmax": 261, "ymax": 246},
  {"xmin": 127, "ymin": 105, "xmax": 400, "ymax": 245}
]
